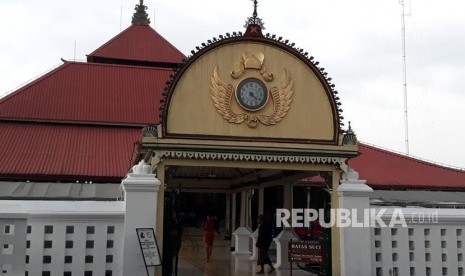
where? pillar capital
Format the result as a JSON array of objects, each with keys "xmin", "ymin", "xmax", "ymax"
[
  {"xmin": 338, "ymin": 167, "xmax": 372, "ymax": 197},
  {"xmin": 122, "ymin": 160, "xmax": 161, "ymax": 193}
]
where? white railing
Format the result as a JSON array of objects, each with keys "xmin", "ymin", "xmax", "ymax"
[
  {"xmin": 372, "ymin": 208, "xmax": 465, "ymax": 276},
  {"xmin": 0, "ymin": 201, "xmax": 124, "ymax": 276}
]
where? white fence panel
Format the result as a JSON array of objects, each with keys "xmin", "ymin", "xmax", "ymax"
[
  {"xmin": 372, "ymin": 208, "xmax": 465, "ymax": 276},
  {"xmin": 0, "ymin": 210, "xmax": 27, "ymax": 276},
  {"xmin": 0, "ymin": 201, "xmax": 124, "ymax": 276}
]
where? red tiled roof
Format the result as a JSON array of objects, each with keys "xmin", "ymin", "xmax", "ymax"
[
  {"xmin": 0, "ymin": 122, "xmax": 140, "ymax": 182},
  {"xmin": 0, "ymin": 62, "xmax": 171, "ymax": 125},
  {"xmin": 88, "ymin": 24, "xmax": 185, "ymax": 64},
  {"xmin": 350, "ymin": 143, "xmax": 465, "ymax": 189}
]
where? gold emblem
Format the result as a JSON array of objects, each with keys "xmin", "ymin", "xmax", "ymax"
[{"xmin": 210, "ymin": 52, "xmax": 293, "ymax": 128}]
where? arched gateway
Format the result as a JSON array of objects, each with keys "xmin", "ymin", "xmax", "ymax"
[{"xmin": 139, "ymin": 7, "xmax": 358, "ymax": 275}]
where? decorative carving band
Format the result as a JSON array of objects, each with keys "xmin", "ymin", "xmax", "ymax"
[{"xmin": 153, "ymin": 150, "xmax": 346, "ymax": 168}]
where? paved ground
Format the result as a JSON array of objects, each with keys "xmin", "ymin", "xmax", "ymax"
[{"xmin": 178, "ymin": 242, "xmax": 316, "ymax": 276}]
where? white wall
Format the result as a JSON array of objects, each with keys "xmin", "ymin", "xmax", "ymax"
[
  {"xmin": 372, "ymin": 208, "xmax": 465, "ymax": 276},
  {"xmin": 0, "ymin": 201, "xmax": 124, "ymax": 276}
]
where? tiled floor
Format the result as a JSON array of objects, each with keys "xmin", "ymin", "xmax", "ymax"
[{"xmin": 178, "ymin": 243, "xmax": 316, "ymax": 276}]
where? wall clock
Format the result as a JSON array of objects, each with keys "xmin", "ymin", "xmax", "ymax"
[{"xmin": 235, "ymin": 77, "xmax": 269, "ymax": 111}]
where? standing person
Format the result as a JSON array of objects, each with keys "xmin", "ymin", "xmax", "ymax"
[
  {"xmin": 203, "ymin": 215, "xmax": 216, "ymax": 262},
  {"xmin": 256, "ymin": 215, "xmax": 275, "ymax": 274}
]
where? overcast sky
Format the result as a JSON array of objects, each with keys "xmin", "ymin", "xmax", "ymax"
[{"xmin": 1, "ymin": 0, "xmax": 464, "ymax": 169}]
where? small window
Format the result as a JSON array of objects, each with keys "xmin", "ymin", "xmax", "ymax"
[
  {"xmin": 64, "ymin": 256, "xmax": 72, "ymax": 264},
  {"xmin": 426, "ymin": 267, "xmax": 431, "ymax": 276},
  {"xmin": 86, "ymin": 226, "xmax": 95, "ymax": 234},
  {"xmin": 424, "ymin": 229, "xmax": 430, "ymax": 235},
  {"xmin": 410, "ymin": 267, "xmax": 415, "ymax": 276},
  {"xmin": 376, "ymin": 267, "xmax": 382, "ymax": 276},
  {"xmin": 86, "ymin": 240, "xmax": 94, "ymax": 249},
  {"xmin": 84, "ymin": 271, "xmax": 93, "ymax": 276},
  {"xmin": 44, "ymin": 240, "xmax": 52, "ymax": 248},
  {"xmin": 42, "ymin": 272, "xmax": 51, "ymax": 276},
  {"xmin": 65, "ymin": 241, "xmax": 73, "ymax": 249},
  {"xmin": 391, "ymin": 228, "xmax": 398, "ymax": 235},
  {"xmin": 442, "ymin": 254, "xmax": 447, "ymax": 262},
  {"xmin": 458, "ymin": 253, "xmax": 463, "ymax": 262},
  {"xmin": 64, "ymin": 272, "xmax": 72, "ymax": 276},
  {"xmin": 27, "ymin": 225, "xmax": 32, "ymax": 234},
  {"xmin": 106, "ymin": 255, "xmax": 113, "ymax": 263},
  {"xmin": 105, "ymin": 271, "xmax": 112, "ymax": 276},
  {"xmin": 66, "ymin": 226, "xmax": 74, "ymax": 234},
  {"xmin": 375, "ymin": 240, "xmax": 381, "ymax": 248},
  {"xmin": 426, "ymin": 253, "xmax": 431, "ymax": 262},
  {"xmin": 442, "ymin": 267, "xmax": 448, "ymax": 275},
  {"xmin": 441, "ymin": 229, "xmax": 447, "ymax": 236},
  {"xmin": 392, "ymin": 253, "xmax": 398, "ymax": 261},
  {"xmin": 85, "ymin": 255, "xmax": 93, "ymax": 263},
  {"xmin": 4, "ymin": 225, "xmax": 11, "ymax": 234},
  {"xmin": 408, "ymin": 228, "xmax": 414, "ymax": 236},
  {"xmin": 459, "ymin": 241, "xmax": 463, "ymax": 248},
  {"xmin": 107, "ymin": 240, "xmax": 114, "ymax": 248},
  {"xmin": 409, "ymin": 241, "xmax": 414, "ymax": 250},
  {"xmin": 26, "ymin": 240, "xmax": 30, "ymax": 248},
  {"xmin": 457, "ymin": 229, "xmax": 463, "ymax": 236},
  {"xmin": 26, "ymin": 255, "xmax": 29, "ymax": 264},
  {"xmin": 409, "ymin": 252, "xmax": 414, "ymax": 261},
  {"xmin": 425, "ymin": 241, "xmax": 430, "ymax": 248},
  {"xmin": 107, "ymin": 226, "xmax": 115, "ymax": 234},
  {"xmin": 44, "ymin": 225, "xmax": 53, "ymax": 234},
  {"xmin": 374, "ymin": 228, "xmax": 381, "ymax": 235},
  {"xmin": 459, "ymin": 267, "xmax": 463, "ymax": 276},
  {"xmin": 441, "ymin": 241, "xmax": 447, "ymax": 248},
  {"xmin": 43, "ymin": 255, "xmax": 51, "ymax": 263},
  {"xmin": 392, "ymin": 241, "xmax": 398, "ymax": 248}
]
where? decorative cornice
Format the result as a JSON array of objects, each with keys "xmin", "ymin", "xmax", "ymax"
[{"xmin": 152, "ymin": 149, "xmax": 347, "ymax": 169}]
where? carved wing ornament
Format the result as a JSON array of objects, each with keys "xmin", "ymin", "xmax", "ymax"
[
  {"xmin": 210, "ymin": 67, "xmax": 248, "ymax": 124},
  {"xmin": 210, "ymin": 52, "xmax": 293, "ymax": 128},
  {"xmin": 258, "ymin": 69, "xmax": 293, "ymax": 125}
]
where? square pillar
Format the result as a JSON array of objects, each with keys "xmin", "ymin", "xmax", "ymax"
[
  {"xmin": 337, "ymin": 168, "xmax": 373, "ymax": 276},
  {"xmin": 121, "ymin": 161, "xmax": 161, "ymax": 276}
]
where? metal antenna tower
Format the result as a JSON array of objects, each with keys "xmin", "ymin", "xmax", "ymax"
[{"xmin": 400, "ymin": 0, "xmax": 410, "ymax": 155}]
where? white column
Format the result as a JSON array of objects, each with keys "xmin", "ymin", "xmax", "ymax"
[
  {"xmin": 225, "ymin": 194, "xmax": 231, "ymax": 235},
  {"xmin": 233, "ymin": 190, "xmax": 252, "ymax": 255},
  {"xmin": 240, "ymin": 190, "xmax": 247, "ymax": 226},
  {"xmin": 249, "ymin": 228, "xmax": 259, "ymax": 260},
  {"xmin": 121, "ymin": 160, "xmax": 161, "ymax": 276},
  {"xmin": 231, "ymin": 193, "xmax": 237, "ymax": 249},
  {"xmin": 283, "ymin": 183, "xmax": 293, "ymax": 210},
  {"xmin": 273, "ymin": 229, "xmax": 299, "ymax": 270},
  {"xmin": 258, "ymin": 187, "xmax": 264, "ymax": 216},
  {"xmin": 337, "ymin": 168, "xmax": 373, "ymax": 276}
]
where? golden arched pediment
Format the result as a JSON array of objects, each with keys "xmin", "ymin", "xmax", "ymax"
[{"xmin": 162, "ymin": 40, "xmax": 340, "ymax": 144}]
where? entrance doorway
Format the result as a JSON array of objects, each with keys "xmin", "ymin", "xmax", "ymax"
[{"xmin": 160, "ymin": 164, "xmax": 334, "ymax": 275}]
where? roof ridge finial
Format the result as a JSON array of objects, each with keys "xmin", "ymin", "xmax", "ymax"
[
  {"xmin": 132, "ymin": 0, "xmax": 151, "ymax": 26},
  {"xmin": 253, "ymin": 0, "xmax": 258, "ymax": 18},
  {"xmin": 244, "ymin": 0, "xmax": 265, "ymax": 37}
]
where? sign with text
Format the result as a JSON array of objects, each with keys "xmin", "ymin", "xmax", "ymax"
[
  {"xmin": 288, "ymin": 240, "xmax": 324, "ymax": 264},
  {"xmin": 136, "ymin": 228, "xmax": 162, "ymax": 266}
]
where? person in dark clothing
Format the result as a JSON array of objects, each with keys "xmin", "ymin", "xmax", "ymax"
[{"xmin": 256, "ymin": 215, "xmax": 275, "ymax": 274}]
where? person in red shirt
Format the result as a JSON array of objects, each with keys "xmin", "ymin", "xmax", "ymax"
[{"xmin": 204, "ymin": 215, "xmax": 218, "ymax": 262}]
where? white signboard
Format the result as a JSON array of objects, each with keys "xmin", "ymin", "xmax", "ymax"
[{"xmin": 136, "ymin": 228, "xmax": 162, "ymax": 266}]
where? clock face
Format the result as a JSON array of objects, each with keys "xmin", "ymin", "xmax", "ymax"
[{"xmin": 236, "ymin": 78, "xmax": 268, "ymax": 111}]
